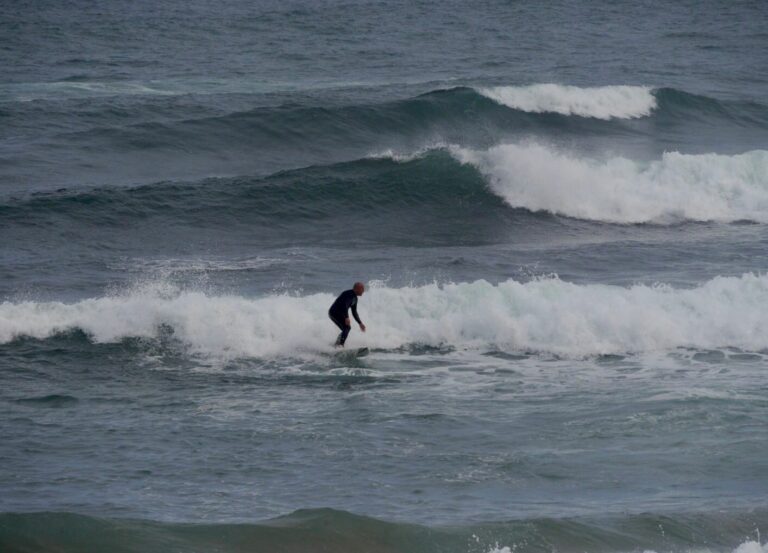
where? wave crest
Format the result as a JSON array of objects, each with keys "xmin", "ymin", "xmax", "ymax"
[
  {"xmin": 475, "ymin": 84, "xmax": 656, "ymax": 119},
  {"xmin": 452, "ymin": 143, "xmax": 768, "ymax": 223}
]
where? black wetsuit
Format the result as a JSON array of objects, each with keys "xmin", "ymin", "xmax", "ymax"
[{"xmin": 328, "ymin": 289, "xmax": 362, "ymax": 346}]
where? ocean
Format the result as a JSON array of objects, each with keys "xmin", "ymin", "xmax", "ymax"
[{"xmin": 2, "ymin": 1, "xmax": 768, "ymax": 551}]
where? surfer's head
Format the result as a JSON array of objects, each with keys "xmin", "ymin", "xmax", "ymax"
[{"xmin": 353, "ymin": 282, "xmax": 365, "ymax": 296}]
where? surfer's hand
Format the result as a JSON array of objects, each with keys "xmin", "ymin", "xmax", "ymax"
[
  {"xmin": 345, "ymin": 317, "xmax": 350, "ymax": 326},
  {"xmin": 359, "ymin": 323, "xmax": 366, "ymax": 332}
]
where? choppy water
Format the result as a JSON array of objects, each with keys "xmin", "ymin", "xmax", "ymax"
[{"xmin": 2, "ymin": 1, "xmax": 768, "ymax": 552}]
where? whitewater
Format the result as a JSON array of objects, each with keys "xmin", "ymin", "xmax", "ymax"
[
  {"xmin": 450, "ymin": 143, "xmax": 768, "ymax": 224},
  {"xmin": 476, "ymin": 84, "xmax": 657, "ymax": 119},
  {"xmin": 4, "ymin": 274, "xmax": 768, "ymax": 358}
]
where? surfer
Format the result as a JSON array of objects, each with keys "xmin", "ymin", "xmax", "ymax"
[{"xmin": 328, "ymin": 282, "xmax": 366, "ymax": 347}]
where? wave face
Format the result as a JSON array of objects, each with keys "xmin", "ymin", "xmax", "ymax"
[
  {"xmin": 0, "ymin": 509, "xmax": 765, "ymax": 553},
  {"xmin": 476, "ymin": 84, "xmax": 657, "ymax": 119},
  {"xmin": 0, "ymin": 153, "xmax": 489, "ymax": 224},
  {"xmin": 452, "ymin": 143, "xmax": 768, "ymax": 223},
  {"xmin": 5, "ymin": 82, "xmax": 768, "ymax": 192},
  {"xmin": 4, "ymin": 274, "xmax": 768, "ymax": 358},
  {"xmin": 6, "ymin": 143, "xmax": 768, "ymax": 235},
  {"xmin": 0, "ymin": 153, "xmax": 533, "ymax": 250}
]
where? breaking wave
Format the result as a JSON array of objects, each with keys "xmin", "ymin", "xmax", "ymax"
[
  {"xmin": 4, "ymin": 274, "xmax": 768, "ymax": 358},
  {"xmin": 475, "ymin": 84, "xmax": 657, "ymax": 119},
  {"xmin": 451, "ymin": 143, "xmax": 768, "ymax": 223},
  {"xmin": 6, "ymin": 142, "xmax": 768, "ymax": 232},
  {"xmin": 6, "ymin": 81, "xmax": 768, "ymax": 190}
]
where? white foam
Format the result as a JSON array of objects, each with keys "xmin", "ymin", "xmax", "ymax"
[
  {"xmin": 109, "ymin": 256, "xmax": 285, "ymax": 273},
  {"xmin": 732, "ymin": 541, "xmax": 768, "ymax": 553},
  {"xmin": 476, "ymin": 84, "xmax": 656, "ymax": 119},
  {"xmin": 367, "ymin": 142, "xmax": 448, "ymax": 163},
  {"xmin": 488, "ymin": 540, "xmax": 767, "ymax": 553},
  {"xmin": 641, "ymin": 542, "xmax": 768, "ymax": 553},
  {"xmin": 0, "ymin": 81, "xmax": 180, "ymax": 102},
  {"xmin": 451, "ymin": 143, "xmax": 768, "ymax": 223},
  {"xmin": 4, "ymin": 274, "xmax": 768, "ymax": 358}
]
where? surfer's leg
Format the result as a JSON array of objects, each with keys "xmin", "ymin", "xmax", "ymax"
[
  {"xmin": 335, "ymin": 325, "xmax": 351, "ymax": 346},
  {"xmin": 329, "ymin": 313, "xmax": 344, "ymax": 331},
  {"xmin": 329, "ymin": 313, "xmax": 351, "ymax": 347}
]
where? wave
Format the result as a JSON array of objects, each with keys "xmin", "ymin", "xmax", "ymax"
[
  {"xmin": 451, "ymin": 143, "xmax": 768, "ymax": 223},
  {"xmin": 13, "ymin": 394, "xmax": 79, "ymax": 407},
  {"xmin": 475, "ymin": 84, "xmax": 657, "ymax": 119},
  {"xmin": 4, "ymin": 142, "xmax": 768, "ymax": 230},
  {"xmin": 5, "ymin": 83, "xmax": 768, "ymax": 191},
  {"xmin": 0, "ymin": 153, "xmax": 487, "ymax": 218},
  {"xmin": 650, "ymin": 87, "xmax": 768, "ymax": 126},
  {"xmin": 28, "ymin": 85, "xmax": 599, "ymax": 153},
  {"xmin": 0, "ymin": 508, "xmax": 765, "ymax": 553},
  {"xmin": 0, "ymin": 152, "xmax": 547, "ymax": 250},
  {"xmin": 4, "ymin": 274, "xmax": 768, "ymax": 358},
  {"xmin": 8, "ymin": 84, "xmax": 767, "ymax": 159},
  {"xmin": 6, "ymin": 80, "xmax": 765, "ymax": 128},
  {"xmin": 9, "ymin": 84, "xmax": 767, "ymax": 149},
  {"xmin": 474, "ymin": 85, "xmax": 768, "ymax": 125},
  {"xmin": 0, "ymin": 76, "xmax": 453, "ymax": 102}
]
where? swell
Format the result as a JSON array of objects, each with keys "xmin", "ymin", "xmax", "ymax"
[
  {"xmin": 4, "ymin": 274, "xmax": 768, "ymax": 358},
  {"xmin": 2, "ymin": 86, "xmax": 615, "ymax": 158},
  {"xmin": 0, "ymin": 508, "xmax": 765, "ymax": 553},
  {"xmin": 4, "ymin": 142, "xmax": 768, "ymax": 230},
  {"xmin": 5, "ymin": 83, "xmax": 768, "ymax": 193},
  {"xmin": 0, "ymin": 152, "xmax": 535, "ymax": 242},
  {"xmin": 653, "ymin": 87, "xmax": 768, "ymax": 126},
  {"xmin": 6, "ymin": 85, "xmax": 768, "ymax": 148},
  {"xmin": 6, "ymin": 81, "xmax": 768, "ymax": 194}
]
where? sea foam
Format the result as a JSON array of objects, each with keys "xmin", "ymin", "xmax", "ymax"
[
  {"xmin": 3, "ymin": 274, "xmax": 768, "ymax": 358},
  {"xmin": 487, "ymin": 542, "xmax": 768, "ymax": 553},
  {"xmin": 451, "ymin": 143, "xmax": 768, "ymax": 223},
  {"xmin": 476, "ymin": 84, "xmax": 656, "ymax": 119}
]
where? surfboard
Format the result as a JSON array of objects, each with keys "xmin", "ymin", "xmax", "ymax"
[{"xmin": 334, "ymin": 347, "xmax": 369, "ymax": 359}]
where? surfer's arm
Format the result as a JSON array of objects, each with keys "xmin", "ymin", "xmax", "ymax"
[
  {"xmin": 351, "ymin": 303, "xmax": 365, "ymax": 331},
  {"xmin": 351, "ymin": 303, "xmax": 362, "ymax": 325}
]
